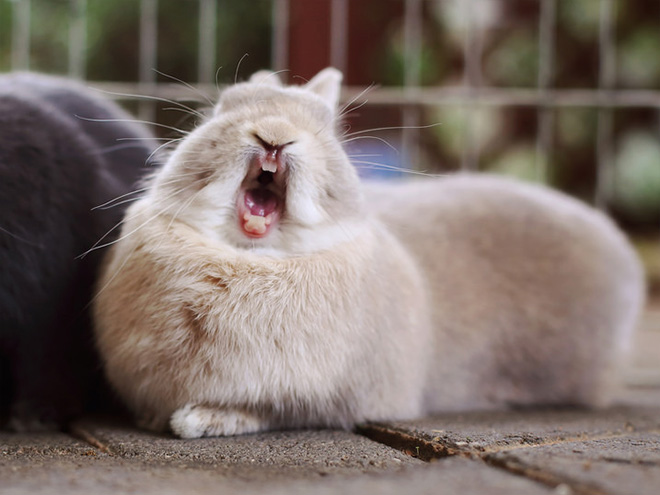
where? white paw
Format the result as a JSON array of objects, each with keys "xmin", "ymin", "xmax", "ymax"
[
  {"xmin": 170, "ymin": 404, "xmax": 265, "ymax": 438},
  {"xmin": 170, "ymin": 404, "xmax": 206, "ymax": 438}
]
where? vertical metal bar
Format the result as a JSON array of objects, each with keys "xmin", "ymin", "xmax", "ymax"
[
  {"xmin": 68, "ymin": 0, "xmax": 87, "ymax": 79},
  {"xmin": 272, "ymin": 0, "xmax": 290, "ymax": 71},
  {"xmin": 599, "ymin": 0, "xmax": 616, "ymax": 90},
  {"xmin": 329, "ymin": 0, "xmax": 349, "ymax": 75},
  {"xmin": 596, "ymin": 0, "xmax": 615, "ymax": 208},
  {"xmin": 11, "ymin": 0, "xmax": 31, "ymax": 71},
  {"xmin": 535, "ymin": 0, "xmax": 556, "ymax": 183},
  {"xmin": 537, "ymin": 0, "xmax": 556, "ymax": 90},
  {"xmin": 462, "ymin": 0, "xmax": 482, "ymax": 88},
  {"xmin": 198, "ymin": 0, "xmax": 217, "ymax": 83},
  {"xmin": 402, "ymin": 0, "xmax": 423, "ymax": 170},
  {"xmin": 461, "ymin": 0, "xmax": 482, "ymax": 171},
  {"xmin": 139, "ymin": 0, "xmax": 158, "ymax": 121}
]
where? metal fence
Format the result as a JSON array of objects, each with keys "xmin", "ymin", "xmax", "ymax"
[{"xmin": 4, "ymin": 0, "xmax": 660, "ymax": 214}]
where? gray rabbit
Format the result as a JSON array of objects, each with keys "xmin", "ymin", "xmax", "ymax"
[{"xmin": 0, "ymin": 73, "xmax": 156, "ymax": 430}]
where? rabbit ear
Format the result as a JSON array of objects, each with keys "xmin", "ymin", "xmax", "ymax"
[
  {"xmin": 249, "ymin": 70, "xmax": 283, "ymax": 86},
  {"xmin": 305, "ymin": 67, "xmax": 342, "ymax": 110}
]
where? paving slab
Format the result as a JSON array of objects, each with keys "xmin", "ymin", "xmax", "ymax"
[
  {"xmin": 258, "ymin": 457, "xmax": 556, "ymax": 495},
  {"xmin": 486, "ymin": 433, "xmax": 660, "ymax": 495},
  {"xmin": 360, "ymin": 388, "xmax": 660, "ymax": 459},
  {"xmin": 0, "ymin": 425, "xmax": 558, "ymax": 495},
  {"xmin": 1, "ymin": 421, "xmax": 425, "ymax": 495},
  {"xmin": 0, "ymin": 430, "xmax": 554, "ymax": 495},
  {"xmin": 69, "ymin": 418, "xmax": 421, "ymax": 477},
  {"xmin": 356, "ymin": 387, "xmax": 660, "ymax": 494}
]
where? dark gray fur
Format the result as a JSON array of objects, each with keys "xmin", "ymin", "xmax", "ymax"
[{"xmin": 0, "ymin": 73, "xmax": 157, "ymax": 430}]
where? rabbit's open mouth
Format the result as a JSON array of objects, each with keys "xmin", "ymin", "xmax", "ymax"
[{"xmin": 237, "ymin": 151, "xmax": 287, "ymax": 238}]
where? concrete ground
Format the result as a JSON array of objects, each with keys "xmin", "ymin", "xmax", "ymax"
[{"xmin": 2, "ymin": 306, "xmax": 659, "ymax": 495}]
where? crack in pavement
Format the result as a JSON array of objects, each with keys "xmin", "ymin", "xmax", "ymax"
[
  {"xmin": 67, "ymin": 423, "xmax": 116, "ymax": 456},
  {"xmin": 354, "ymin": 423, "xmax": 660, "ymax": 494},
  {"xmin": 482, "ymin": 453, "xmax": 608, "ymax": 495}
]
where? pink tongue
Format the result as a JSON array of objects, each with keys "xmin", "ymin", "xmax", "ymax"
[{"xmin": 244, "ymin": 188, "xmax": 278, "ymax": 217}]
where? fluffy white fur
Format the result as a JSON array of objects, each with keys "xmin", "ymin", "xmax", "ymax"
[{"xmin": 93, "ymin": 68, "xmax": 645, "ymax": 438}]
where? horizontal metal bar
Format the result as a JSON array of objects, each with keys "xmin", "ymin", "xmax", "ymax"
[
  {"xmin": 89, "ymin": 82, "xmax": 660, "ymax": 110},
  {"xmin": 341, "ymin": 87, "xmax": 660, "ymax": 109}
]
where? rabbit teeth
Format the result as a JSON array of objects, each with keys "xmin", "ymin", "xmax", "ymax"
[
  {"xmin": 261, "ymin": 161, "xmax": 277, "ymax": 173},
  {"xmin": 243, "ymin": 212, "xmax": 273, "ymax": 235}
]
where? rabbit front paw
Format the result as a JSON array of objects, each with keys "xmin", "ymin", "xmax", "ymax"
[{"xmin": 170, "ymin": 404, "xmax": 266, "ymax": 438}]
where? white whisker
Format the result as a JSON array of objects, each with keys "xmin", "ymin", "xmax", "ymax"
[
  {"xmin": 215, "ymin": 66, "xmax": 224, "ymax": 93},
  {"xmin": 343, "ymin": 122, "xmax": 442, "ymax": 139},
  {"xmin": 338, "ymin": 83, "xmax": 375, "ymax": 119},
  {"xmin": 145, "ymin": 138, "xmax": 183, "ymax": 165},
  {"xmin": 90, "ymin": 142, "xmax": 155, "ymax": 156},
  {"xmin": 352, "ymin": 161, "xmax": 440, "ymax": 177},
  {"xmin": 341, "ymin": 135, "xmax": 398, "ymax": 154},
  {"xmin": 89, "ymin": 86, "xmax": 207, "ymax": 118},
  {"xmin": 79, "ymin": 206, "xmax": 171, "ymax": 258},
  {"xmin": 260, "ymin": 69, "xmax": 290, "ymax": 85},
  {"xmin": 163, "ymin": 186, "xmax": 206, "ymax": 235},
  {"xmin": 234, "ymin": 53, "xmax": 250, "ymax": 84},
  {"xmin": 75, "ymin": 116, "xmax": 189, "ymax": 136},
  {"xmin": 0, "ymin": 226, "xmax": 43, "ymax": 248},
  {"xmin": 152, "ymin": 68, "xmax": 215, "ymax": 106},
  {"xmin": 93, "ymin": 196, "xmax": 144, "ymax": 211},
  {"xmin": 92, "ymin": 186, "xmax": 152, "ymax": 210},
  {"xmin": 79, "ymin": 181, "xmax": 198, "ymax": 259},
  {"xmin": 347, "ymin": 153, "xmax": 385, "ymax": 159},
  {"xmin": 338, "ymin": 99, "xmax": 368, "ymax": 121},
  {"xmin": 162, "ymin": 106, "xmax": 206, "ymax": 120},
  {"xmin": 84, "ymin": 240, "xmax": 142, "ymax": 311},
  {"xmin": 116, "ymin": 137, "xmax": 174, "ymax": 142}
]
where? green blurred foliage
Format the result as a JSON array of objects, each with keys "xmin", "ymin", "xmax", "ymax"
[
  {"xmin": 559, "ymin": 0, "xmax": 600, "ymax": 41},
  {"xmin": 552, "ymin": 108, "xmax": 599, "ymax": 200},
  {"xmin": 1, "ymin": 0, "xmax": 272, "ymax": 82},
  {"xmin": 556, "ymin": 108, "xmax": 597, "ymax": 148},
  {"xmin": 618, "ymin": 27, "xmax": 660, "ymax": 88},
  {"xmin": 86, "ymin": 0, "xmax": 146, "ymax": 81},
  {"xmin": 485, "ymin": 31, "xmax": 538, "ymax": 87},
  {"xmin": 0, "ymin": 1, "xmax": 12, "ymax": 69},
  {"xmin": 488, "ymin": 145, "xmax": 544, "ymax": 183},
  {"xmin": 612, "ymin": 132, "xmax": 660, "ymax": 224},
  {"xmin": 380, "ymin": 28, "xmax": 447, "ymax": 87},
  {"xmin": 28, "ymin": 0, "xmax": 70, "ymax": 74},
  {"xmin": 431, "ymin": 105, "xmax": 502, "ymax": 159}
]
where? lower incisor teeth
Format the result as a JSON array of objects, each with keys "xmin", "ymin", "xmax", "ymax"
[{"xmin": 243, "ymin": 213, "xmax": 268, "ymax": 234}]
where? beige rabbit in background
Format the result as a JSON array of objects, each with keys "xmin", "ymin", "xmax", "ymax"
[{"xmin": 93, "ymin": 68, "xmax": 645, "ymax": 438}]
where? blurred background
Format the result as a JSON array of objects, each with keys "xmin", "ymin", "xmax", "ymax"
[{"xmin": 1, "ymin": 0, "xmax": 659, "ymax": 297}]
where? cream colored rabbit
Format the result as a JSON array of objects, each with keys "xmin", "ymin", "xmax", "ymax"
[{"xmin": 93, "ymin": 68, "xmax": 645, "ymax": 438}]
